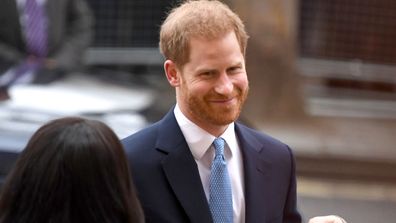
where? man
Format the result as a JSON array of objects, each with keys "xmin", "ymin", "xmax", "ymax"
[
  {"xmin": 0, "ymin": 0, "xmax": 93, "ymax": 89},
  {"xmin": 122, "ymin": 1, "xmax": 346, "ymax": 223}
]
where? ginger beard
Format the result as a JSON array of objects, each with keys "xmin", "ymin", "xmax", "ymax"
[{"xmin": 181, "ymin": 77, "xmax": 249, "ymax": 126}]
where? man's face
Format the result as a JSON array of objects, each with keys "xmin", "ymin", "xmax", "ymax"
[{"xmin": 176, "ymin": 31, "xmax": 249, "ymax": 134}]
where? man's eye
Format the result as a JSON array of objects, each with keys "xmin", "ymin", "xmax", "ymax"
[
  {"xmin": 229, "ymin": 67, "xmax": 242, "ymax": 73},
  {"xmin": 201, "ymin": 71, "xmax": 213, "ymax": 76}
]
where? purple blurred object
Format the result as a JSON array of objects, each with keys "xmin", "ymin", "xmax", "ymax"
[{"xmin": 24, "ymin": 0, "xmax": 48, "ymax": 57}]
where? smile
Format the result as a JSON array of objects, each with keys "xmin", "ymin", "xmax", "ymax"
[{"xmin": 210, "ymin": 97, "xmax": 235, "ymax": 105}]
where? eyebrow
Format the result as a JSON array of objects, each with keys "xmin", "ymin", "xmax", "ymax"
[
  {"xmin": 230, "ymin": 62, "xmax": 243, "ymax": 67},
  {"xmin": 195, "ymin": 67, "xmax": 216, "ymax": 74},
  {"xmin": 194, "ymin": 61, "xmax": 244, "ymax": 74}
]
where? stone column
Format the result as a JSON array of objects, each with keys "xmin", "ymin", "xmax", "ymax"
[{"xmin": 226, "ymin": 0, "xmax": 306, "ymax": 125}]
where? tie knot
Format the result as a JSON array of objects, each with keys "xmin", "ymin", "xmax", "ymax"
[{"xmin": 213, "ymin": 137, "xmax": 225, "ymax": 156}]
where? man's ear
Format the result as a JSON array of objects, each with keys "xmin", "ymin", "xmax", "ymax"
[{"xmin": 164, "ymin": 60, "xmax": 180, "ymax": 87}]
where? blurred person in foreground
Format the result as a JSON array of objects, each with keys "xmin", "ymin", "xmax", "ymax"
[
  {"xmin": 122, "ymin": 1, "xmax": 346, "ymax": 223},
  {"xmin": 0, "ymin": 0, "xmax": 93, "ymax": 100},
  {"xmin": 0, "ymin": 117, "xmax": 144, "ymax": 223}
]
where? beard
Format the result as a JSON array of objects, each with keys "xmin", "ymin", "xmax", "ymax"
[{"xmin": 186, "ymin": 86, "xmax": 249, "ymax": 126}]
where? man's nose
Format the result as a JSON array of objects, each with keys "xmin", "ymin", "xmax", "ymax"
[{"xmin": 214, "ymin": 73, "xmax": 233, "ymax": 95}]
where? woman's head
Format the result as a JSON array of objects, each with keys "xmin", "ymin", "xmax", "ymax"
[{"xmin": 0, "ymin": 117, "xmax": 143, "ymax": 223}]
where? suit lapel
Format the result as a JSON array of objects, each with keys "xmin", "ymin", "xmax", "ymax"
[
  {"xmin": 236, "ymin": 123, "xmax": 272, "ymax": 223},
  {"xmin": 5, "ymin": 0, "xmax": 25, "ymax": 51},
  {"xmin": 45, "ymin": 0, "xmax": 56, "ymax": 50},
  {"xmin": 157, "ymin": 110, "xmax": 212, "ymax": 223}
]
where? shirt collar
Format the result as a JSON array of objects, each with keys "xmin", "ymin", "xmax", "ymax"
[
  {"xmin": 174, "ymin": 104, "xmax": 237, "ymax": 161},
  {"xmin": 17, "ymin": 0, "xmax": 46, "ymax": 7}
]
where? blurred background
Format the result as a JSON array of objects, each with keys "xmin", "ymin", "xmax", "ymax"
[{"xmin": 1, "ymin": 0, "xmax": 396, "ymax": 222}]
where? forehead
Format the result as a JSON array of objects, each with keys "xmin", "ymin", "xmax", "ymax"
[
  {"xmin": 189, "ymin": 30, "xmax": 239, "ymax": 47},
  {"xmin": 186, "ymin": 32, "xmax": 243, "ymax": 64}
]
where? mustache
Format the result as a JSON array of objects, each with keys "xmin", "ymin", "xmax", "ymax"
[{"xmin": 207, "ymin": 89, "xmax": 243, "ymax": 100}]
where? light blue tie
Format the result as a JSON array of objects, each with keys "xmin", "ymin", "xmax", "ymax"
[{"xmin": 209, "ymin": 137, "xmax": 233, "ymax": 223}]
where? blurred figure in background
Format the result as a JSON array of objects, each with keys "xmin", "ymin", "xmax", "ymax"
[
  {"xmin": 0, "ymin": 0, "xmax": 93, "ymax": 99},
  {"xmin": 0, "ymin": 117, "xmax": 144, "ymax": 223}
]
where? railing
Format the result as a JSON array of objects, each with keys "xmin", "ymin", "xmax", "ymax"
[{"xmin": 84, "ymin": 47, "xmax": 164, "ymax": 66}]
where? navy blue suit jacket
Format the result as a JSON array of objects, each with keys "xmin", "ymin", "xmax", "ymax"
[{"xmin": 122, "ymin": 109, "xmax": 301, "ymax": 223}]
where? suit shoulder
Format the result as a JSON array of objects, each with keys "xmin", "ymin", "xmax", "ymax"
[
  {"xmin": 121, "ymin": 122, "xmax": 160, "ymax": 151},
  {"xmin": 236, "ymin": 122, "xmax": 289, "ymax": 148}
]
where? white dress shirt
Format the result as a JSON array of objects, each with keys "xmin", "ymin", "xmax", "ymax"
[
  {"xmin": 17, "ymin": 0, "xmax": 46, "ymax": 8},
  {"xmin": 174, "ymin": 104, "xmax": 246, "ymax": 223}
]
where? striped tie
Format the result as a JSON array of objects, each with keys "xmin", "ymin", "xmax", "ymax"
[
  {"xmin": 24, "ymin": 0, "xmax": 48, "ymax": 57},
  {"xmin": 209, "ymin": 137, "xmax": 233, "ymax": 223}
]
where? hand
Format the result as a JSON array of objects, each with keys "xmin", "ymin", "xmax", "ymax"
[
  {"xmin": 308, "ymin": 215, "xmax": 347, "ymax": 223},
  {"xmin": 26, "ymin": 55, "xmax": 57, "ymax": 69},
  {"xmin": 44, "ymin": 58, "xmax": 58, "ymax": 70}
]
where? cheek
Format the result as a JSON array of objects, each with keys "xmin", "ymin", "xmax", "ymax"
[
  {"xmin": 234, "ymin": 74, "xmax": 249, "ymax": 90},
  {"xmin": 180, "ymin": 81, "xmax": 207, "ymax": 103},
  {"xmin": 189, "ymin": 81, "xmax": 213, "ymax": 96}
]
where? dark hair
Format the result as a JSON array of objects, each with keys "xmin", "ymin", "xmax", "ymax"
[{"xmin": 0, "ymin": 117, "xmax": 144, "ymax": 223}]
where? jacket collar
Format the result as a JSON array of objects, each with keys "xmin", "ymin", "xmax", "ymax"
[
  {"xmin": 156, "ymin": 109, "xmax": 273, "ymax": 223},
  {"xmin": 157, "ymin": 109, "xmax": 213, "ymax": 223}
]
